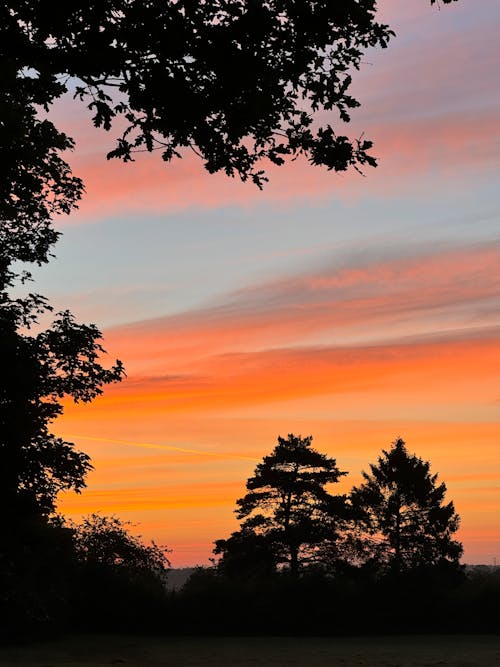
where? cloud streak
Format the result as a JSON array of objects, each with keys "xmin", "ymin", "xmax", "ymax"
[
  {"xmin": 65, "ymin": 433, "xmax": 255, "ymax": 461},
  {"xmin": 102, "ymin": 241, "xmax": 500, "ymax": 375},
  {"xmin": 61, "ymin": 106, "xmax": 499, "ymax": 219},
  {"xmin": 51, "ymin": 242, "xmax": 498, "ymax": 437}
]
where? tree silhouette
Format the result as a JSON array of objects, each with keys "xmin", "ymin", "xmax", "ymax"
[
  {"xmin": 0, "ymin": 85, "xmax": 83, "ymax": 267},
  {"xmin": 215, "ymin": 434, "xmax": 348, "ymax": 575},
  {"xmin": 0, "ymin": 289, "xmax": 124, "ymax": 523},
  {"xmin": 69, "ymin": 515, "xmax": 170, "ymax": 631},
  {"xmin": 73, "ymin": 514, "xmax": 170, "ymax": 576},
  {"xmin": 0, "ymin": 266, "xmax": 123, "ymax": 626},
  {"xmin": 3, "ymin": 1, "xmax": 456, "ymax": 194},
  {"xmin": 350, "ymin": 438, "xmax": 463, "ymax": 575}
]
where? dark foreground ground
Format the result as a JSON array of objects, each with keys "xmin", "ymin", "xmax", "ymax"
[{"xmin": 1, "ymin": 635, "xmax": 499, "ymax": 667}]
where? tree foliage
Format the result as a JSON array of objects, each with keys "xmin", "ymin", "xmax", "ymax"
[
  {"xmin": 0, "ymin": 62, "xmax": 83, "ymax": 266},
  {"xmin": 0, "ymin": 288, "xmax": 124, "ymax": 523},
  {"xmin": 0, "ymin": 517, "xmax": 78, "ymax": 635},
  {"xmin": 215, "ymin": 434, "xmax": 348, "ymax": 575},
  {"xmin": 68, "ymin": 514, "xmax": 171, "ymax": 631},
  {"xmin": 72, "ymin": 513, "xmax": 170, "ymax": 576},
  {"xmin": 350, "ymin": 438, "xmax": 463, "ymax": 575},
  {"xmin": 2, "ymin": 0, "xmax": 457, "ymax": 199}
]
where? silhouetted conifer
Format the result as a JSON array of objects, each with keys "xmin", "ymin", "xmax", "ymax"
[
  {"xmin": 215, "ymin": 434, "xmax": 348, "ymax": 575},
  {"xmin": 350, "ymin": 438, "xmax": 463, "ymax": 576}
]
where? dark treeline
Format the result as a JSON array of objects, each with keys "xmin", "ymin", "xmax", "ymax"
[
  {"xmin": 185, "ymin": 436, "xmax": 497, "ymax": 636},
  {"xmin": 171, "ymin": 564, "xmax": 500, "ymax": 636},
  {"xmin": 2, "ymin": 435, "xmax": 499, "ymax": 639},
  {"xmin": 4, "ymin": 537, "xmax": 500, "ymax": 638},
  {"xmin": 124, "ymin": 436, "xmax": 500, "ymax": 637},
  {"xmin": 214, "ymin": 435, "xmax": 462, "ymax": 578}
]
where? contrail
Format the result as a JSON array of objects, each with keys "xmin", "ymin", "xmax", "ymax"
[{"xmin": 64, "ymin": 433, "xmax": 256, "ymax": 462}]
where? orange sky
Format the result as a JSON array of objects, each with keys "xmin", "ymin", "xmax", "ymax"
[
  {"xmin": 56, "ymin": 241, "xmax": 500, "ymax": 565},
  {"xmin": 41, "ymin": 0, "xmax": 500, "ymax": 567}
]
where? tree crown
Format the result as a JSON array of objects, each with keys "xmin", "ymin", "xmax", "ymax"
[
  {"xmin": 217, "ymin": 434, "xmax": 348, "ymax": 574},
  {"xmin": 350, "ymin": 438, "xmax": 462, "ymax": 573}
]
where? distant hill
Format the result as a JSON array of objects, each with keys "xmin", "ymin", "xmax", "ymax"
[
  {"xmin": 164, "ymin": 564, "xmax": 499, "ymax": 591},
  {"xmin": 465, "ymin": 564, "xmax": 500, "ymax": 573},
  {"xmin": 166, "ymin": 567, "xmax": 197, "ymax": 591}
]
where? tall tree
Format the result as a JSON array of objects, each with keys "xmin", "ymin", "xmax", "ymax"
[
  {"xmin": 350, "ymin": 438, "xmax": 462, "ymax": 575},
  {"xmin": 215, "ymin": 434, "xmax": 348, "ymax": 575},
  {"xmin": 0, "ymin": 276, "xmax": 124, "ymax": 626}
]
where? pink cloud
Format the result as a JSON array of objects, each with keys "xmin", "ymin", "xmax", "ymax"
[
  {"xmin": 93, "ymin": 333, "xmax": 499, "ymax": 415},
  {"xmin": 52, "ymin": 104, "xmax": 496, "ymax": 220},
  {"xmin": 54, "ymin": 242, "xmax": 496, "ymax": 423},
  {"xmin": 100, "ymin": 242, "xmax": 500, "ymax": 377}
]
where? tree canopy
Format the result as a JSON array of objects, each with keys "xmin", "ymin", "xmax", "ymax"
[
  {"xmin": 215, "ymin": 435, "xmax": 464, "ymax": 580},
  {"xmin": 2, "ymin": 0, "xmax": 458, "ymax": 247},
  {"xmin": 215, "ymin": 434, "xmax": 348, "ymax": 575},
  {"xmin": 350, "ymin": 438, "xmax": 463, "ymax": 575},
  {"xmin": 0, "ymin": 291, "xmax": 124, "ymax": 524},
  {"xmin": 72, "ymin": 513, "xmax": 170, "ymax": 576}
]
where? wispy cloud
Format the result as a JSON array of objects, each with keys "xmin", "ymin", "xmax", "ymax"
[
  {"xmin": 62, "ymin": 104, "xmax": 499, "ymax": 219},
  {"xmin": 49, "ymin": 242, "xmax": 494, "ymax": 431},
  {"xmin": 102, "ymin": 241, "xmax": 500, "ymax": 374}
]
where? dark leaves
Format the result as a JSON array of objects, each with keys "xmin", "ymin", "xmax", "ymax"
[
  {"xmin": 0, "ymin": 290, "xmax": 125, "ymax": 519},
  {"xmin": 218, "ymin": 434, "xmax": 348, "ymax": 573},
  {"xmin": 3, "ymin": 0, "xmax": 398, "ymax": 194},
  {"xmin": 350, "ymin": 438, "xmax": 463, "ymax": 573}
]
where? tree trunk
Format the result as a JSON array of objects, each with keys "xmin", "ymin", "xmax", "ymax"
[
  {"xmin": 290, "ymin": 544, "xmax": 299, "ymax": 576},
  {"xmin": 394, "ymin": 492, "xmax": 401, "ymax": 575}
]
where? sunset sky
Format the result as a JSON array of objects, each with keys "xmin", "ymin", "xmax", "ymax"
[{"xmin": 31, "ymin": 0, "xmax": 499, "ymax": 566}]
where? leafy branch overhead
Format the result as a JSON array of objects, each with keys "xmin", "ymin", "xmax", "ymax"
[{"xmin": 3, "ymin": 0, "xmax": 458, "ymax": 203}]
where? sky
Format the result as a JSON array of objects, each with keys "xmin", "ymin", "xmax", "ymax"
[{"xmin": 31, "ymin": 0, "xmax": 499, "ymax": 566}]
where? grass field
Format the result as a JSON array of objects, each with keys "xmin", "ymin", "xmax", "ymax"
[{"xmin": 1, "ymin": 635, "xmax": 499, "ymax": 667}]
